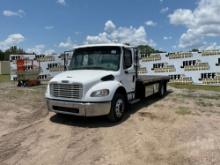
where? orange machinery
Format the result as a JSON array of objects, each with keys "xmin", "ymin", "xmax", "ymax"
[{"xmin": 16, "ymin": 59, "xmax": 40, "ymax": 87}]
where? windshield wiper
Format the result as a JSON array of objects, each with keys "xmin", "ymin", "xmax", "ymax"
[
  {"xmin": 72, "ymin": 66, "xmax": 108, "ymax": 70},
  {"xmin": 86, "ymin": 66, "xmax": 107, "ymax": 70},
  {"xmin": 69, "ymin": 66, "xmax": 116, "ymax": 71}
]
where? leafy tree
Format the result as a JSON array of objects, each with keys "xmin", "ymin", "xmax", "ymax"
[
  {"xmin": 191, "ymin": 48, "xmax": 199, "ymax": 52},
  {"xmin": 0, "ymin": 50, "xmax": 5, "ymax": 61},
  {"xmin": 137, "ymin": 45, "xmax": 165, "ymax": 56},
  {"xmin": 5, "ymin": 46, "xmax": 25, "ymax": 54},
  {"xmin": 0, "ymin": 46, "xmax": 26, "ymax": 61}
]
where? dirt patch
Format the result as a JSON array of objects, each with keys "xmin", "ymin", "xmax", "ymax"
[
  {"xmin": 138, "ymin": 112, "xmax": 158, "ymax": 119},
  {"xmin": 0, "ymin": 82, "xmax": 220, "ymax": 165},
  {"xmin": 175, "ymin": 106, "xmax": 191, "ymax": 115}
]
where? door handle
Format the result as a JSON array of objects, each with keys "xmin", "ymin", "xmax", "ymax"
[
  {"xmin": 124, "ymin": 70, "xmax": 129, "ymax": 74},
  {"xmin": 133, "ymin": 75, "xmax": 135, "ymax": 82}
]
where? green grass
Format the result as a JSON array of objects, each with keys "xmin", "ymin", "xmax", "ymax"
[
  {"xmin": 196, "ymin": 101, "xmax": 213, "ymax": 107},
  {"xmin": 0, "ymin": 74, "xmax": 10, "ymax": 82},
  {"xmin": 175, "ymin": 93, "xmax": 220, "ymax": 100},
  {"xmin": 169, "ymin": 83, "xmax": 220, "ymax": 92},
  {"xmin": 175, "ymin": 106, "xmax": 191, "ymax": 115}
]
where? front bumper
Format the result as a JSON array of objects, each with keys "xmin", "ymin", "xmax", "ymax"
[{"xmin": 46, "ymin": 99, "xmax": 111, "ymax": 117}]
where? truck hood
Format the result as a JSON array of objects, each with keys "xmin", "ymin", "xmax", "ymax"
[{"xmin": 50, "ymin": 70, "xmax": 116, "ymax": 84}]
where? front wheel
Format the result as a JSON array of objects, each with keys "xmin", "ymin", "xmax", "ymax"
[{"xmin": 107, "ymin": 93, "xmax": 126, "ymax": 122}]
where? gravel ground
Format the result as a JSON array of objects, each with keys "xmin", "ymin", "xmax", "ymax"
[{"xmin": 0, "ymin": 82, "xmax": 220, "ymax": 165}]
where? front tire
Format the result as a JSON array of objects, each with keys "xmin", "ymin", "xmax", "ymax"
[{"xmin": 108, "ymin": 93, "xmax": 126, "ymax": 122}]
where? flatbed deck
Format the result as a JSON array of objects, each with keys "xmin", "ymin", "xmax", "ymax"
[{"xmin": 138, "ymin": 75, "xmax": 170, "ymax": 85}]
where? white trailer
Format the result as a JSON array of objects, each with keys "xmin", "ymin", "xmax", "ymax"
[{"xmin": 45, "ymin": 44, "xmax": 169, "ymax": 122}]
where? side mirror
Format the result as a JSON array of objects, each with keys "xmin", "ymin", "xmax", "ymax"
[{"xmin": 63, "ymin": 50, "xmax": 74, "ymax": 71}]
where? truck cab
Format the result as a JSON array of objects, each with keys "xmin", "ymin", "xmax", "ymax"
[{"xmin": 45, "ymin": 44, "xmax": 169, "ymax": 122}]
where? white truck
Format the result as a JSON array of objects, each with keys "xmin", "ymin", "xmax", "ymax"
[{"xmin": 45, "ymin": 44, "xmax": 169, "ymax": 122}]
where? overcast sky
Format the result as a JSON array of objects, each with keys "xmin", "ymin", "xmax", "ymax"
[{"xmin": 1, "ymin": 0, "xmax": 220, "ymax": 54}]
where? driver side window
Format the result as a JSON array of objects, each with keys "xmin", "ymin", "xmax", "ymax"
[{"xmin": 123, "ymin": 48, "xmax": 132, "ymax": 69}]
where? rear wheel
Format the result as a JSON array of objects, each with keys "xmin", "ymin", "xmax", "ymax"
[{"xmin": 108, "ymin": 93, "xmax": 126, "ymax": 122}]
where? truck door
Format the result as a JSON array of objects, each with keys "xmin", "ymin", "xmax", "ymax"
[{"xmin": 121, "ymin": 47, "xmax": 136, "ymax": 99}]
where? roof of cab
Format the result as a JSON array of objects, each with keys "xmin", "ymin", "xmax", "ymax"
[{"xmin": 73, "ymin": 43, "xmax": 133, "ymax": 49}]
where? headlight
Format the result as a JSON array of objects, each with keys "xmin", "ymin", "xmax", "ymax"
[{"xmin": 91, "ymin": 89, "xmax": 109, "ymax": 97}]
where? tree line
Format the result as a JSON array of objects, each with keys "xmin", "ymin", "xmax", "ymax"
[
  {"xmin": 0, "ymin": 45, "xmax": 182, "ymax": 61},
  {"xmin": 137, "ymin": 45, "xmax": 165, "ymax": 55},
  {"xmin": 0, "ymin": 46, "xmax": 26, "ymax": 61}
]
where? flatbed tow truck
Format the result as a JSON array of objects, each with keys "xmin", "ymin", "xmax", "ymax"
[{"xmin": 45, "ymin": 44, "xmax": 169, "ymax": 122}]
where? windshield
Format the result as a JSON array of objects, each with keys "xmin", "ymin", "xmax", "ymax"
[{"xmin": 69, "ymin": 46, "xmax": 121, "ymax": 71}]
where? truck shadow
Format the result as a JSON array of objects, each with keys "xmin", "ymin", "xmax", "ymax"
[{"xmin": 50, "ymin": 90, "xmax": 173, "ymax": 128}]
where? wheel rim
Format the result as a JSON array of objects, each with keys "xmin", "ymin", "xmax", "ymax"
[{"xmin": 115, "ymin": 99, "xmax": 125, "ymax": 118}]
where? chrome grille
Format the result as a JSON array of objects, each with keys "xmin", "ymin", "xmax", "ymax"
[{"xmin": 50, "ymin": 83, "xmax": 83, "ymax": 99}]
